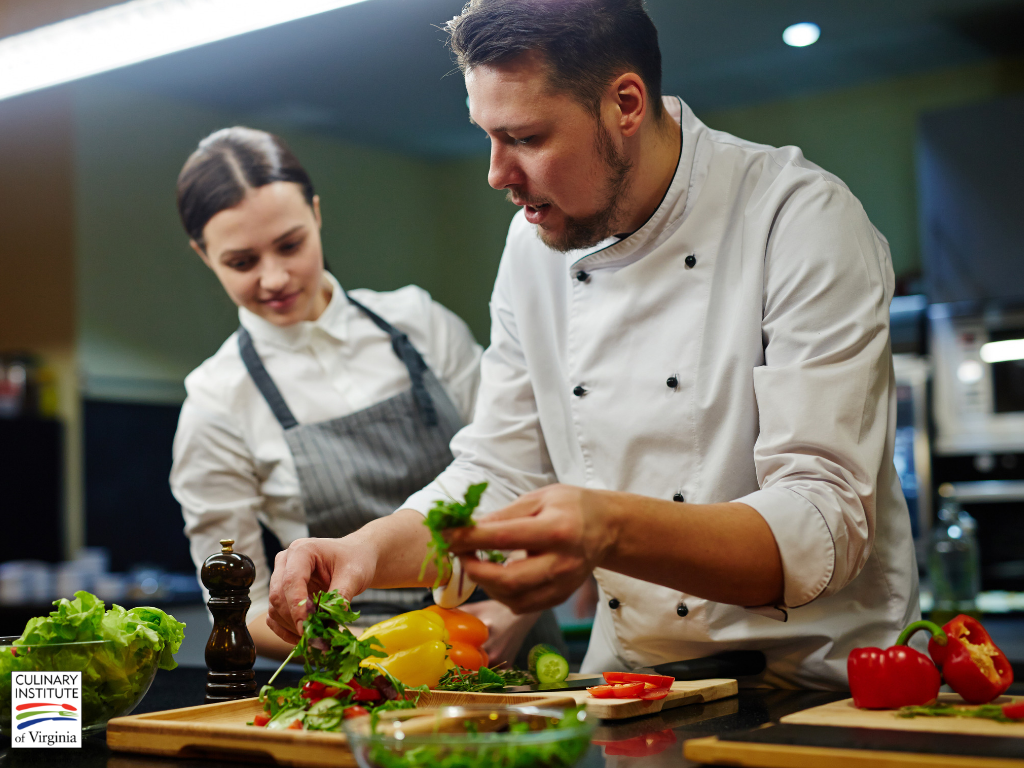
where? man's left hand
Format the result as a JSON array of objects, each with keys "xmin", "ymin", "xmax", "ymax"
[{"xmin": 446, "ymin": 484, "xmax": 616, "ymax": 614}]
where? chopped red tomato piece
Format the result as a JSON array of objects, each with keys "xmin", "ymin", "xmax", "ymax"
[
  {"xmin": 301, "ymin": 681, "xmax": 326, "ymax": 700},
  {"xmin": 323, "ymin": 687, "xmax": 341, "ymax": 699},
  {"xmin": 1002, "ymin": 701, "xmax": 1024, "ymax": 720},
  {"xmin": 603, "ymin": 672, "xmax": 674, "ymax": 689},
  {"xmin": 343, "ymin": 706, "xmax": 369, "ymax": 719},
  {"xmin": 349, "ymin": 681, "xmax": 383, "ymax": 702},
  {"xmin": 587, "ymin": 682, "xmax": 645, "ymax": 699},
  {"xmin": 287, "ymin": 719, "xmax": 303, "ymax": 730},
  {"xmin": 252, "ymin": 713, "xmax": 270, "ymax": 727}
]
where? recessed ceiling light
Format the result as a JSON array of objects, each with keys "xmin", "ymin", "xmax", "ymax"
[
  {"xmin": 783, "ymin": 22, "xmax": 820, "ymax": 48},
  {"xmin": 0, "ymin": 0, "xmax": 372, "ymax": 103}
]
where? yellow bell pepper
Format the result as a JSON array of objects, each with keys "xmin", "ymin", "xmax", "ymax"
[
  {"xmin": 357, "ymin": 610, "xmax": 450, "ymax": 688},
  {"xmin": 357, "ymin": 610, "xmax": 447, "ymax": 655},
  {"xmin": 363, "ymin": 640, "xmax": 449, "ymax": 689}
]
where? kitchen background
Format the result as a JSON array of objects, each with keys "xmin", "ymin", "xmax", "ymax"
[{"xmin": 1, "ymin": 0, "xmax": 1023, "ymax": 668}]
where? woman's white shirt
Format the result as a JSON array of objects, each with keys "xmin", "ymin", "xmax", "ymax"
[{"xmin": 170, "ymin": 273, "xmax": 482, "ymax": 620}]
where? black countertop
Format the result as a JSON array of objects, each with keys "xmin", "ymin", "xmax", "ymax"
[{"xmin": 0, "ymin": 665, "xmax": 851, "ymax": 768}]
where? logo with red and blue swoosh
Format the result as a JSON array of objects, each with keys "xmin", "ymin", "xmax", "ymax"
[{"xmin": 15, "ymin": 702, "xmax": 79, "ymax": 729}]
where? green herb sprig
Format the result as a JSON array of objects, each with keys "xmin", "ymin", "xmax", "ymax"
[
  {"xmin": 899, "ymin": 702, "xmax": 1019, "ymax": 723},
  {"xmin": 257, "ymin": 591, "xmax": 423, "ymax": 731},
  {"xmin": 435, "ymin": 664, "xmax": 535, "ymax": 692},
  {"xmin": 419, "ymin": 482, "xmax": 505, "ymax": 587}
]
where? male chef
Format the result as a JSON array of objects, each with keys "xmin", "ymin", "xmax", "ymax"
[{"xmin": 266, "ymin": 0, "xmax": 919, "ymax": 688}]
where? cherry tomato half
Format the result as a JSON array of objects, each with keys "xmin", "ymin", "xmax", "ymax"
[
  {"xmin": 343, "ymin": 706, "xmax": 369, "ymax": 719},
  {"xmin": 348, "ymin": 680, "xmax": 382, "ymax": 702},
  {"xmin": 287, "ymin": 719, "xmax": 303, "ymax": 730},
  {"xmin": 1003, "ymin": 701, "xmax": 1024, "ymax": 720},
  {"xmin": 252, "ymin": 713, "xmax": 270, "ymax": 727},
  {"xmin": 603, "ymin": 672, "xmax": 674, "ymax": 689}
]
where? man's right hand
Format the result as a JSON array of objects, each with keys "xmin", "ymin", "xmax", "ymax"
[
  {"xmin": 266, "ymin": 535, "xmax": 377, "ymax": 643},
  {"xmin": 265, "ymin": 508, "xmax": 437, "ymax": 643}
]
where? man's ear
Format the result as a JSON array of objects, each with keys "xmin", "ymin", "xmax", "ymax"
[
  {"xmin": 313, "ymin": 195, "xmax": 322, "ymax": 229},
  {"xmin": 190, "ymin": 239, "xmax": 212, "ymax": 268},
  {"xmin": 608, "ymin": 72, "xmax": 646, "ymax": 139}
]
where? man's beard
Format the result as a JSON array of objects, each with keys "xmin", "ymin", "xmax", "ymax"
[{"xmin": 510, "ymin": 122, "xmax": 633, "ymax": 253}]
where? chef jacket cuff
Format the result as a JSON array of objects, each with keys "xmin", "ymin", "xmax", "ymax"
[
  {"xmin": 432, "ymin": 556, "xmax": 476, "ymax": 608},
  {"xmin": 735, "ymin": 486, "xmax": 835, "ymax": 609}
]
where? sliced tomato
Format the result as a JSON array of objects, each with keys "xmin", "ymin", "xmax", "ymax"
[
  {"xmin": 638, "ymin": 686, "xmax": 671, "ymax": 701},
  {"xmin": 252, "ymin": 713, "xmax": 270, "ymax": 727},
  {"xmin": 322, "ymin": 687, "xmax": 341, "ymax": 699},
  {"xmin": 343, "ymin": 706, "xmax": 369, "ymax": 719},
  {"xmin": 603, "ymin": 671, "xmax": 674, "ymax": 689},
  {"xmin": 587, "ymin": 682, "xmax": 645, "ymax": 699},
  {"xmin": 1002, "ymin": 701, "xmax": 1024, "ymax": 720},
  {"xmin": 287, "ymin": 719, "xmax": 304, "ymax": 730}
]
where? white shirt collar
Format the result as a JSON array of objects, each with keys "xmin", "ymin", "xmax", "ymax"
[
  {"xmin": 568, "ymin": 96, "xmax": 699, "ymax": 274},
  {"xmin": 238, "ymin": 271, "xmax": 350, "ymax": 348}
]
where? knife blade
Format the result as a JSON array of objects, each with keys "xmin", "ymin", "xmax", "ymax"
[{"xmin": 502, "ymin": 676, "xmax": 606, "ymax": 693}]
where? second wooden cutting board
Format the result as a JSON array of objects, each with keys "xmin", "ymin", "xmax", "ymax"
[{"xmin": 504, "ymin": 675, "xmax": 738, "ymax": 719}]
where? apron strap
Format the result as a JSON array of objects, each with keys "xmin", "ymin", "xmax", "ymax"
[
  {"xmin": 237, "ymin": 326, "xmax": 299, "ymax": 430},
  {"xmin": 344, "ymin": 292, "xmax": 439, "ymax": 427}
]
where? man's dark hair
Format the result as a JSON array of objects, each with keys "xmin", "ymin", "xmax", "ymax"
[
  {"xmin": 176, "ymin": 126, "xmax": 315, "ymax": 248},
  {"xmin": 447, "ymin": 0, "xmax": 663, "ymax": 121}
]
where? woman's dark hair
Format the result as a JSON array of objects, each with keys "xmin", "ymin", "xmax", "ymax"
[
  {"xmin": 447, "ymin": 0, "xmax": 663, "ymax": 121},
  {"xmin": 176, "ymin": 127, "xmax": 316, "ymax": 248}
]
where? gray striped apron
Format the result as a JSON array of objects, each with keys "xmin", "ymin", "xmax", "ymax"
[{"xmin": 237, "ymin": 292, "xmax": 463, "ymax": 622}]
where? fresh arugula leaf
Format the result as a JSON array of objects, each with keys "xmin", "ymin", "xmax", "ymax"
[
  {"xmin": 434, "ymin": 664, "xmax": 535, "ymax": 692},
  {"xmin": 419, "ymin": 482, "xmax": 505, "ymax": 587}
]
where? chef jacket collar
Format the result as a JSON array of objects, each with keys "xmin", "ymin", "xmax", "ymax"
[
  {"xmin": 238, "ymin": 271, "xmax": 351, "ymax": 348},
  {"xmin": 567, "ymin": 97, "xmax": 699, "ymax": 275}
]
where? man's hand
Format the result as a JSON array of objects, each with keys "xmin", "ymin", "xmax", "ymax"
[
  {"xmin": 458, "ymin": 600, "xmax": 542, "ymax": 667},
  {"xmin": 446, "ymin": 485, "xmax": 784, "ymax": 612},
  {"xmin": 266, "ymin": 508, "xmax": 436, "ymax": 643},
  {"xmin": 266, "ymin": 536, "xmax": 377, "ymax": 643},
  {"xmin": 446, "ymin": 484, "xmax": 618, "ymax": 614}
]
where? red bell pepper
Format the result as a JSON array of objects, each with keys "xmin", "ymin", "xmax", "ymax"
[
  {"xmin": 848, "ymin": 621, "xmax": 945, "ymax": 709},
  {"xmin": 926, "ymin": 615, "xmax": 1014, "ymax": 704}
]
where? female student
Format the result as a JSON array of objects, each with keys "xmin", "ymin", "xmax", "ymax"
[{"xmin": 169, "ymin": 127, "xmax": 485, "ymax": 658}]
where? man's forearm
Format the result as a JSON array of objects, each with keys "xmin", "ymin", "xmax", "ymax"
[
  {"xmin": 598, "ymin": 492, "xmax": 784, "ymax": 607},
  {"xmin": 360, "ymin": 508, "xmax": 438, "ymax": 589}
]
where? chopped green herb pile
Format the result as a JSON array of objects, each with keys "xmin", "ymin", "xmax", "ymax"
[
  {"xmin": 898, "ymin": 702, "xmax": 1022, "ymax": 723},
  {"xmin": 420, "ymin": 482, "xmax": 505, "ymax": 587},
  {"xmin": 0, "ymin": 590, "xmax": 185, "ymax": 732},
  {"xmin": 255, "ymin": 591, "xmax": 423, "ymax": 731},
  {"xmin": 435, "ymin": 664, "xmax": 535, "ymax": 692},
  {"xmin": 365, "ymin": 705, "xmax": 592, "ymax": 768}
]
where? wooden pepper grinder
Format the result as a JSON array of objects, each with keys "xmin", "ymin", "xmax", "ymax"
[{"xmin": 201, "ymin": 539, "xmax": 257, "ymax": 703}]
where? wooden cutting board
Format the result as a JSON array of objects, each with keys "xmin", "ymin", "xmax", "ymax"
[
  {"xmin": 106, "ymin": 690, "xmax": 577, "ymax": 768},
  {"xmin": 684, "ymin": 693, "xmax": 1024, "ymax": 768},
  {"xmin": 781, "ymin": 693, "xmax": 1024, "ymax": 738},
  {"xmin": 504, "ymin": 675, "xmax": 738, "ymax": 720}
]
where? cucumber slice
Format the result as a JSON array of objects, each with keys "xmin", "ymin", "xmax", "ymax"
[{"xmin": 528, "ymin": 643, "xmax": 569, "ymax": 684}]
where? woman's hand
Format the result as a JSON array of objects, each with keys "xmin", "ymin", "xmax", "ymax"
[{"xmin": 458, "ymin": 600, "xmax": 541, "ymax": 667}]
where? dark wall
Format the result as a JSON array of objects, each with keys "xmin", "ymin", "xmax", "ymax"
[
  {"xmin": 0, "ymin": 418, "xmax": 63, "ymax": 563},
  {"xmin": 84, "ymin": 399, "xmax": 191, "ymax": 573}
]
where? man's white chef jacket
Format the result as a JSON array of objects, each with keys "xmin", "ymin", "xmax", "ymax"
[{"xmin": 404, "ymin": 97, "xmax": 919, "ymax": 690}]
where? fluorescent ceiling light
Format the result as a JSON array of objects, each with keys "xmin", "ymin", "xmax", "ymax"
[
  {"xmin": 981, "ymin": 339, "xmax": 1024, "ymax": 364},
  {"xmin": 0, "ymin": 0, "xmax": 370, "ymax": 103},
  {"xmin": 783, "ymin": 22, "xmax": 820, "ymax": 48},
  {"xmin": 957, "ymin": 360, "xmax": 984, "ymax": 384}
]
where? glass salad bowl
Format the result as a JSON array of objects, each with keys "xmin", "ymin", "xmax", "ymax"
[
  {"xmin": 0, "ymin": 637, "xmax": 159, "ymax": 736},
  {"xmin": 343, "ymin": 704, "xmax": 595, "ymax": 768}
]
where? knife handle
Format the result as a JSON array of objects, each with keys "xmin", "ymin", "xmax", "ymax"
[{"xmin": 651, "ymin": 651, "xmax": 766, "ymax": 680}]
